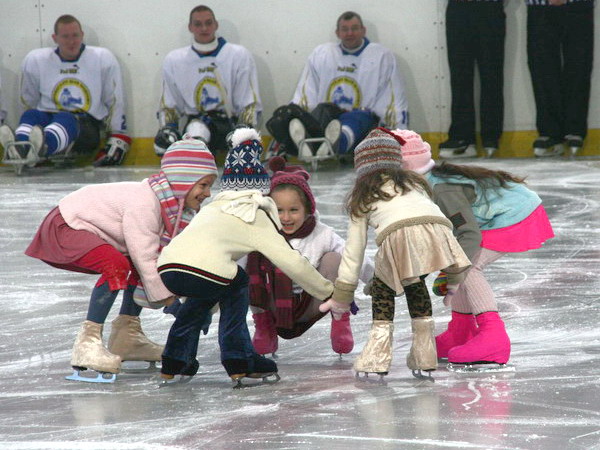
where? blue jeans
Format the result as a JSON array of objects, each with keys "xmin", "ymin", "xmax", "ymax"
[{"xmin": 160, "ymin": 266, "xmax": 254, "ymax": 364}]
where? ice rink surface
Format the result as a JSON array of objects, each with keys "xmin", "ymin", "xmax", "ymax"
[{"xmin": 0, "ymin": 158, "xmax": 599, "ymax": 450}]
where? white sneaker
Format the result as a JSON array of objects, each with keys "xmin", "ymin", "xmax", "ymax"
[
  {"xmin": 289, "ymin": 118, "xmax": 312, "ymax": 160},
  {"xmin": 439, "ymin": 144, "xmax": 477, "ymax": 159},
  {"xmin": 0, "ymin": 124, "xmax": 15, "ymax": 151},
  {"xmin": 316, "ymin": 119, "xmax": 341, "ymax": 157},
  {"xmin": 29, "ymin": 125, "xmax": 45, "ymax": 157}
]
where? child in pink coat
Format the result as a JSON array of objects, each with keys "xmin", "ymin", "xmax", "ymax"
[{"xmin": 25, "ymin": 137, "xmax": 218, "ymax": 381}]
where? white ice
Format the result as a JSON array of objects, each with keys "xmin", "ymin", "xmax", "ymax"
[{"xmin": 0, "ymin": 158, "xmax": 599, "ymax": 450}]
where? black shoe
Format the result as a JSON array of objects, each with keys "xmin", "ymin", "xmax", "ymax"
[
  {"xmin": 161, "ymin": 356, "xmax": 186, "ymax": 376},
  {"xmin": 222, "ymin": 354, "xmax": 278, "ymax": 377},
  {"xmin": 438, "ymin": 139, "xmax": 476, "ymax": 158},
  {"xmin": 181, "ymin": 358, "xmax": 200, "ymax": 376},
  {"xmin": 533, "ymin": 136, "xmax": 564, "ymax": 157}
]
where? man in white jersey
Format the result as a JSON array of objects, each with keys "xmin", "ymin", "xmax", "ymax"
[
  {"xmin": 0, "ymin": 15, "xmax": 130, "ymax": 167},
  {"xmin": 267, "ymin": 11, "xmax": 408, "ymax": 160},
  {"xmin": 154, "ymin": 4, "xmax": 262, "ymax": 156}
]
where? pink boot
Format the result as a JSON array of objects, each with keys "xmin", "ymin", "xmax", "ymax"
[
  {"xmin": 435, "ymin": 311, "xmax": 478, "ymax": 358},
  {"xmin": 331, "ymin": 312, "xmax": 354, "ymax": 355},
  {"xmin": 447, "ymin": 312, "xmax": 510, "ymax": 364},
  {"xmin": 252, "ymin": 312, "xmax": 278, "ymax": 355}
]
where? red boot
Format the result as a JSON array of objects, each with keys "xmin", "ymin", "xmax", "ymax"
[
  {"xmin": 447, "ymin": 312, "xmax": 510, "ymax": 364},
  {"xmin": 331, "ymin": 312, "xmax": 354, "ymax": 355},
  {"xmin": 251, "ymin": 312, "xmax": 278, "ymax": 355},
  {"xmin": 435, "ymin": 311, "xmax": 478, "ymax": 358}
]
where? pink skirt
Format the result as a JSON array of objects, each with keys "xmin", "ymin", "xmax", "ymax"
[
  {"xmin": 481, "ymin": 205, "xmax": 554, "ymax": 253},
  {"xmin": 25, "ymin": 207, "xmax": 107, "ymax": 272}
]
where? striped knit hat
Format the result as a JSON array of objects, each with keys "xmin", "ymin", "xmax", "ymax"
[
  {"xmin": 353, "ymin": 127, "xmax": 406, "ymax": 179},
  {"xmin": 161, "ymin": 134, "xmax": 218, "ymax": 198},
  {"xmin": 392, "ymin": 129, "xmax": 436, "ymax": 174},
  {"xmin": 221, "ymin": 127, "xmax": 270, "ymax": 194}
]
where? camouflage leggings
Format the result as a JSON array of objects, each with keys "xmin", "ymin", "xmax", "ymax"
[{"xmin": 371, "ymin": 276, "xmax": 432, "ymax": 321}]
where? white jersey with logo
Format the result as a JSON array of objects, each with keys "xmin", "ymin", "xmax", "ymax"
[
  {"xmin": 292, "ymin": 39, "xmax": 408, "ymax": 129},
  {"xmin": 20, "ymin": 45, "xmax": 128, "ymax": 134},
  {"xmin": 158, "ymin": 38, "xmax": 262, "ymax": 127}
]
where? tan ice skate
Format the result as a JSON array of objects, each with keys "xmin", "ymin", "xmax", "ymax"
[
  {"xmin": 353, "ymin": 320, "xmax": 394, "ymax": 382},
  {"xmin": 406, "ymin": 316, "xmax": 437, "ymax": 381},
  {"xmin": 66, "ymin": 320, "xmax": 121, "ymax": 383},
  {"xmin": 108, "ymin": 315, "xmax": 164, "ymax": 373}
]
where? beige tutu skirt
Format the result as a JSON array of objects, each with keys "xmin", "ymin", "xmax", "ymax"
[{"xmin": 375, "ymin": 223, "xmax": 471, "ymax": 295}]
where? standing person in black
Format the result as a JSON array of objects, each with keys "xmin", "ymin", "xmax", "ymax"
[
  {"xmin": 439, "ymin": 0, "xmax": 506, "ymax": 160},
  {"xmin": 526, "ymin": 0, "xmax": 595, "ymax": 157}
]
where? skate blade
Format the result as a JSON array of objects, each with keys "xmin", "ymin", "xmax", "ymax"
[
  {"xmin": 411, "ymin": 369, "xmax": 435, "ymax": 382},
  {"xmin": 446, "ymin": 362, "xmax": 515, "ymax": 374},
  {"xmin": 121, "ymin": 360, "xmax": 160, "ymax": 374},
  {"xmin": 231, "ymin": 372, "xmax": 281, "ymax": 389},
  {"xmin": 534, "ymin": 146, "xmax": 564, "ymax": 157},
  {"xmin": 65, "ymin": 369, "xmax": 117, "ymax": 383},
  {"xmin": 157, "ymin": 375, "xmax": 194, "ymax": 388},
  {"xmin": 354, "ymin": 371, "xmax": 387, "ymax": 385}
]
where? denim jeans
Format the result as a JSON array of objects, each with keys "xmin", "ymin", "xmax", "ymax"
[{"xmin": 160, "ymin": 266, "xmax": 254, "ymax": 364}]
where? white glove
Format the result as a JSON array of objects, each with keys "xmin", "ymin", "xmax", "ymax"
[
  {"xmin": 94, "ymin": 134, "xmax": 131, "ymax": 166},
  {"xmin": 319, "ymin": 298, "xmax": 350, "ymax": 320},
  {"xmin": 443, "ymin": 284, "xmax": 460, "ymax": 307}
]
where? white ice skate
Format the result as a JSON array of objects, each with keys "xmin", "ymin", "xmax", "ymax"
[
  {"xmin": 354, "ymin": 320, "xmax": 393, "ymax": 383},
  {"xmin": 533, "ymin": 136, "xmax": 564, "ymax": 157},
  {"xmin": 438, "ymin": 140, "xmax": 477, "ymax": 159},
  {"xmin": 564, "ymin": 134, "xmax": 583, "ymax": 158},
  {"xmin": 67, "ymin": 321, "xmax": 121, "ymax": 384},
  {"xmin": 108, "ymin": 315, "xmax": 163, "ymax": 374}
]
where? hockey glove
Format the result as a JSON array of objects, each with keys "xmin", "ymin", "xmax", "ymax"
[
  {"xmin": 432, "ymin": 272, "xmax": 448, "ymax": 296},
  {"xmin": 94, "ymin": 134, "xmax": 131, "ymax": 166},
  {"xmin": 319, "ymin": 298, "xmax": 351, "ymax": 320},
  {"xmin": 154, "ymin": 126, "xmax": 181, "ymax": 156}
]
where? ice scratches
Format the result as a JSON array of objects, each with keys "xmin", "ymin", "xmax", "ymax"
[
  {"xmin": 0, "ymin": 442, "xmax": 186, "ymax": 450},
  {"xmin": 287, "ymin": 433, "xmax": 501, "ymax": 448}
]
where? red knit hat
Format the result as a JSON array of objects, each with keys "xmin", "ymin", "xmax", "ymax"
[{"xmin": 268, "ymin": 156, "xmax": 316, "ymax": 214}]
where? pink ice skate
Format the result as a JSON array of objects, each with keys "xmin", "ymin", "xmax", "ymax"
[
  {"xmin": 447, "ymin": 312, "xmax": 514, "ymax": 373},
  {"xmin": 251, "ymin": 312, "xmax": 278, "ymax": 356},
  {"xmin": 330, "ymin": 312, "xmax": 354, "ymax": 355},
  {"xmin": 435, "ymin": 311, "xmax": 478, "ymax": 359}
]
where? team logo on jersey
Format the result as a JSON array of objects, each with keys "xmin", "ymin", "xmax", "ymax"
[
  {"xmin": 195, "ymin": 77, "xmax": 224, "ymax": 112},
  {"xmin": 52, "ymin": 78, "xmax": 91, "ymax": 112},
  {"xmin": 326, "ymin": 76, "xmax": 361, "ymax": 109}
]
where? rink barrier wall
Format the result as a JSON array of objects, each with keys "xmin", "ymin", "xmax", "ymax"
[{"xmin": 120, "ymin": 129, "xmax": 600, "ymax": 166}]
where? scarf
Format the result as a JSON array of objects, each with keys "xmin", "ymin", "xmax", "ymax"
[
  {"xmin": 247, "ymin": 215, "xmax": 317, "ymax": 329},
  {"xmin": 133, "ymin": 173, "xmax": 195, "ymax": 308}
]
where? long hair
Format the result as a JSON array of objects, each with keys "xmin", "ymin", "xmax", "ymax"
[
  {"xmin": 431, "ymin": 161, "xmax": 526, "ymax": 190},
  {"xmin": 346, "ymin": 168, "xmax": 432, "ymax": 218}
]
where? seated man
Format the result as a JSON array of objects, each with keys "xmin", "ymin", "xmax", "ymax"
[
  {"xmin": 154, "ymin": 4, "xmax": 262, "ymax": 156},
  {"xmin": 267, "ymin": 11, "xmax": 409, "ymax": 160},
  {"xmin": 0, "ymin": 14, "xmax": 131, "ymax": 167}
]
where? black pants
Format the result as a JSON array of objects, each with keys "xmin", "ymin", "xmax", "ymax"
[
  {"xmin": 527, "ymin": 2, "xmax": 594, "ymax": 140},
  {"xmin": 446, "ymin": 1, "xmax": 506, "ymax": 144}
]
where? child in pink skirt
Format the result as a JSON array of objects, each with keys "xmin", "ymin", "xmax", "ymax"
[
  {"xmin": 25, "ymin": 137, "xmax": 218, "ymax": 380},
  {"xmin": 396, "ymin": 129, "xmax": 554, "ymax": 366}
]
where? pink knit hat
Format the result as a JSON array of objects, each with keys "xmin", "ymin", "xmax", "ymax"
[
  {"xmin": 392, "ymin": 129, "xmax": 435, "ymax": 174},
  {"xmin": 269, "ymin": 156, "xmax": 316, "ymax": 214},
  {"xmin": 161, "ymin": 134, "xmax": 218, "ymax": 198}
]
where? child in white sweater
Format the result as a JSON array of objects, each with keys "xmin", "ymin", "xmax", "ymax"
[
  {"xmin": 157, "ymin": 128, "xmax": 334, "ymax": 385},
  {"xmin": 321, "ymin": 128, "xmax": 471, "ymax": 379}
]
